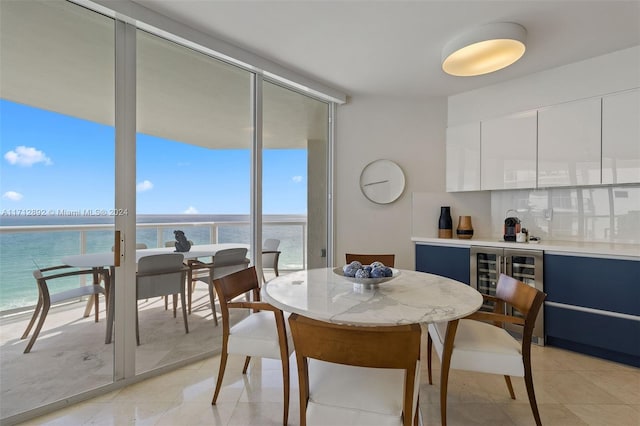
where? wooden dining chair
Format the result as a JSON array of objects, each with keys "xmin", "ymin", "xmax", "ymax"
[
  {"xmin": 427, "ymin": 274, "xmax": 546, "ymax": 426},
  {"xmin": 22, "ymin": 265, "xmax": 108, "ymax": 353},
  {"xmin": 135, "ymin": 253, "xmax": 190, "ymax": 345},
  {"xmin": 211, "ymin": 266, "xmax": 292, "ymax": 426},
  {"xmin": 345, "ymin": 253, "xmax": 395, "ymax": 267},
  {"xmin": 288, "ymin": 313, "xmax": 421, "ymax": 426}
]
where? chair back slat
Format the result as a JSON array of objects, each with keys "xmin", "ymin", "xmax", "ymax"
[
  {"xmin": 496, "ymin": 274, "xmax": 543, "ymax": 317},
  {"xmin": 263, "ymin": 239, "xmax": 280, "ymax": 251},
  {"xmin": 137, "ymin": 254, "xmax": 186, "ymax": 299},
  {"xmin": 345, "ymin": 253, "xmax": 395, "ymax": 267},
  {"xmin": 214, "ymin": 266, "xmax": 260, "ymax": 304},
  {"xmin": 288, "ymin": 313, "xmax": 420, "ymax": 369},
  {"xmin": 212, "ymin": 248, "xmax": 250, "ymax": 280}
]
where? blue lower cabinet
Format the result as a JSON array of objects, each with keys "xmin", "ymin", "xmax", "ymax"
[
  {"xmin": 415, "ymin": 243, "xmax": 470, "ymax": 284},
  {"xmin": 544, "ymin": 253, "xmax": 640, "ymax": 367},
  {"xmin": 545, "ymin": 305, "xmax": 640, "ymax": 367},
  {"xmin": 544, "ymin": 254, "xmax": 640, "ymax": 316}
]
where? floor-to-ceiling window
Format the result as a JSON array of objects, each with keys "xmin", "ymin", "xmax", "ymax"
[
  {"xmin": 262, "ymin": 81, "xmax": 330, "ymax": 272},
  {"xmin": 0, "ymin": 0, "xmax": 115, "ymax": 419},
  {"xmin": 135, "ymin": 29, "xmax": 253, "ymax": 372}
]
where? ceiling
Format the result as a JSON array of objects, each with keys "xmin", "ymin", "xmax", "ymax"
[{"xmin": 130, "ymin": 0, "xmax": 640, "ymax": 99}]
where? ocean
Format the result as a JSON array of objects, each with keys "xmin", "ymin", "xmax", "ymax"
[{"xmin": 0, "ymin": 214, "xmax": 305, "ymax": 312}]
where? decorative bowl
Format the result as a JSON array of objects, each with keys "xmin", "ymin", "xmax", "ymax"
[{"xmin": 332, "ymin": 267, "xmax": 400, "ymax": 286}]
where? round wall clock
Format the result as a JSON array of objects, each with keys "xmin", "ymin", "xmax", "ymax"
[{"xmin": 359, "ymin": 159, "xmax": 406, "ymax": 204}]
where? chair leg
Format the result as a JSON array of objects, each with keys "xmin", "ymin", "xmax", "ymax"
[
  {"xmin": 94, "ymin": 292, "xmax": 100, "ymax": 323},
  {"xmin": 208, "ymin": 282, "xmax": 219, "ymax": 326},
  {"xmin": 188, "ymin": 277, "xmax": 194, "ymax": 315},
  {"xmin": 504, "ymin": 375, "xmax": 516, "ymax": 399},
  {"xmin": 172, "ymin": 294, "xmax": 177, "ymax": 318},
  {"xmin": 180, "ymin": 290, "xmax": 189, "ymax": 334},
  {"xmin": 136, "ymin": 307, "xmax": 140, "ymax": 346},
  {"xmin": 212, "ymin": 350, "xmax": 229, "ymax": 405},
  {"xmin": 21, "ymin": 297, "xmax": 43, "ymax": 339},
  {"xmin": 427, "ymin": 332, "xmax": 433, "ymax": 385},
  {"xmin": 280, "ymin": 350, "xmax": 290, "ymax": 426},
  {"xmin": 440, "ymin": 319, "xmax": 459, "ymax": 426},
  {"xmin": 523, "ymin": 354, "xmax": 542, "ymax": 426},
  {"xmin": 242, "ymin": 356, "xmax": 251, "ymax": 374},
  {"xmin": 24, "ymin": 299, "xmax": 50, "ymax": 353},
  {"xmin": 83, "ymin": 294, "xmax": 94, "ymax": 318}
]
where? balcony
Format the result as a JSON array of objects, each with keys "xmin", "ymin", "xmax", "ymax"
[{"xmin": 0, "ymin": 217, "xmax": 303, "ymax": 421}]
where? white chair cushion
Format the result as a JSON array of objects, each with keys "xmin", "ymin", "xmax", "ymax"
[
  {"xmin": 429, "ymin": 319, "xmax": 524, "ymax": 377},
  {"xmin": 306, "ymin": 358, "xmax": 418, "ymax": 422},
  {"xmin": 228, "ymin": 311, "xmax": 293, "ymax": 359},
  {"xmin": 307, "ymin": 401, "xmax": 403, "ymax": 426}
]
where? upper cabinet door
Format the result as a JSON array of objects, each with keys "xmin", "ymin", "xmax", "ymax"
[
  {"xmin": 538, "ymin": 98, "xmax": 602, "ymax": 187},
  {"xmin": 446, "ymin": 122, "xmax": 480, "ymax": 192},
  {"xmin": 602, "ymin": 89, "xmax": 640, "ymax": 184},
  {"xmin": 481, "ymin": 110, "xmax": 537, "ymax": 190}
]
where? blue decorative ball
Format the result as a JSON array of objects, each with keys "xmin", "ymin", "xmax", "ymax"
[
  {"xmin": 383, "ymin": 267, "xmax": 393, "ymax": 277},
  {"xmin": 355, "ymin": 268, "xmax": 371, "ymax": 279},
  {"xmin": 370, "ymin": 261, "xmax": 385, "ymax": 269},
  {"xmin": 370, "ymin": 267, "xmax": 385, "ymax": 278}
]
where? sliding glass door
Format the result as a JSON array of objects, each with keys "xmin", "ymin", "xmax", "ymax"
[
  {"xmin": 0, "ymin": 0, "xmax": 115, "ymax": 419},
  {"xmin": 262, "ymin": 81, "xmax": 330, "ymax": 274},
  {"xmin": 135, "ymin": 30, "xmax": 253, "ymax": 372}
]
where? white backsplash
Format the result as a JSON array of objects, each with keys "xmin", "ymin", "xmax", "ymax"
[
  {"xmin": 411, "ymin": 192, "xmax": 492, "ymax": 238},
  {"xmin": 491, "ymin": 185, "xmax": 640, "ymax": 244}
]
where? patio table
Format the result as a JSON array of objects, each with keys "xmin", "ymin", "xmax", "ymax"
[{"xmin": 61, "ymin": 243, "xmax": 249, "ymax": 343}]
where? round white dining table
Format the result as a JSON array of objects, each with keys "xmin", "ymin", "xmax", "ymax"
[
  {"xmin": 262, "ymin": 267, "xmax": 482, "ymax": 326},
  {"xmin": 263, "ymin": 266, "xmax": 483, "ymax": 426}
]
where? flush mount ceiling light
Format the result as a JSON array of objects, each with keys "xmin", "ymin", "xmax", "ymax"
[{"xmin": 442, "ymin": 22, "xmax": 527, "ymax": 77}]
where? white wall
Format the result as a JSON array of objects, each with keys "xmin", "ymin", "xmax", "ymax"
[{"xmin": 335, "ymin": 95, "xmax": 449, "ymax": 269}]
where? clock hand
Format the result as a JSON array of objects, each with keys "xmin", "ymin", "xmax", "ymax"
[{"xmin": 363, "ymin": 179, "xmax": 389, "ymax": 187}]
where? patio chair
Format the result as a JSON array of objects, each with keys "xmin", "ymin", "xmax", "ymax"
[
  {"xmin": 262, "ymin": 238, "xmax": 281, "ymax": 283},
  {"xmin": 22, "ymin": 265, "xmax": 108, "ymax": 353},
  {"xmin": 186, "ymin": 247, "xmax": 250, "ymax": 321},
  {"xmin": 135, "ymin": 253, "xmax": 189, "ymax": 345}
]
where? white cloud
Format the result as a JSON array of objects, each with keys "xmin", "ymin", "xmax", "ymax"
[
  {"xmin": 183, "ymin": 206, "xmax": 199, "ymax": 214},
  {"xmin": 2, "ymin": 191, "xmax": 23, "ymax": 201},
  {"xmin": 292, "ymin": 175, "xmax": 303, "ymax": 183},
  {"xmin": 4, "ymin": 146, "xmax": 52, "ymax": 167},
  {"xmin": 136, "ymin": 180, "xmax": 153, "ymax": 192}
]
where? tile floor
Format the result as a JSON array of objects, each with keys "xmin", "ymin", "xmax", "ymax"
[{"xmin": 20, "ymin": 333, "xmax": 640, "ymax": 426}]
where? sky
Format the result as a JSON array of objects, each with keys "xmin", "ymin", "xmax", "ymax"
[{"xmin": 0, "ymin": 100, "xmax": 308, "ymax": 216}]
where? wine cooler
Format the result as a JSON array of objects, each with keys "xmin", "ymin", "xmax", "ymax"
[{"xmin": 470, "ymin": 246, "xmax": 544, "ymax": 345}]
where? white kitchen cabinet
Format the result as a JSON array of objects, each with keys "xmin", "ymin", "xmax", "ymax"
[
  {"xmin": 446, "ymin": 122, "xmax": 480, "ymax": 192},
  {"xmin": 602, "ymin": 88, "xmax": 640, "ymax": 184},
  {"xmin": 481, "ymin": 110, "xmax": 537, "ymax": 190},
  {"xmin": 538, "ymin": 97, "xmax": 601, "ymax": 187}
]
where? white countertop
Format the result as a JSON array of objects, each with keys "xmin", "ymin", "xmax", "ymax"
[{"xmin": 412, "ymin": 236, "xmax": 640, "ymax": 259}]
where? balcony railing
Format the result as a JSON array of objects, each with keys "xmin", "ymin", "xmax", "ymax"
[{"xmin": 0, "ymin": 217, "xmax": 306, "ymax": 314}]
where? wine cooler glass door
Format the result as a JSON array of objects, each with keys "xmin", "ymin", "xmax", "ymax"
[{"xmin": 470, "ymin": 247, "xmax": 502, "ymax": 311}]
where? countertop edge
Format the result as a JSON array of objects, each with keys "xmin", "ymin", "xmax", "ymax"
[{"xmin": 411, "ymin": 236, "xmax": 640, "ymax": 260}]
